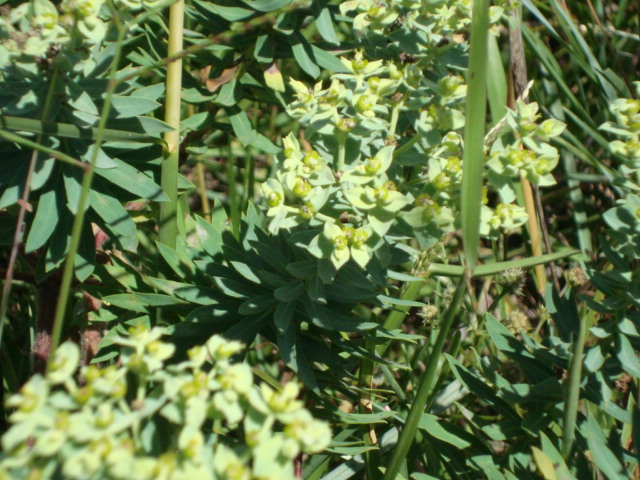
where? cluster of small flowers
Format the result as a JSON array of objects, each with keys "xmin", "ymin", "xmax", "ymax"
[
  {"xmin": 0, "ymin": 0, "xmax": 163, "ymax": 71},
  {"xmin": 339, "ymin": 0, "xmax": 509, "ymax": 36},
  {"xmin": 605, "ymin": 82, "xmax": 640, "ymax": 168},
  {"xmin": 267, "ymin": 1, "xmax": 559, "ymax": 272},
  {"xmin": 600, "ymin": 82, "xmax": 640, "ymax": 254},
  {"xmin": 480, "ymin": 101, "xmax": 566, "ymax": 239},
  {"xmin": 0, "ymin": 326, "xmax": 331, "ymax": 480},
  {"xmin": 274, "ymin": 50, "xmax": 420, "ymax": 270}
]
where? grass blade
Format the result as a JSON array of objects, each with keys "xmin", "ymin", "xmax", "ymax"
[
  {"xmin": 381, "ymin": 281, "xmax": 466, "ymax": 480},
  {"xmin": 460, "ymin": 0, "xmax": 490, "ymax": 273},
  {"xmin": 427, "ymin": 249, "xmax": 578, "ymax": 277}
]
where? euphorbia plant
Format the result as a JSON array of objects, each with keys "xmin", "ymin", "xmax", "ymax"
[{"xmin": 0, "ymin": 326, "xmax": 331, "ymax": 479}]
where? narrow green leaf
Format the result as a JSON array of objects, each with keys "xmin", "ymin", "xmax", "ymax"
[
  {"xmin": 254, "ymin": 34, "xmax": 275, "ymax": 63},
  {"xmin": 585, "ymin": 415, "xmax": 628, "ymax": 480},
  {"xmin": 94, "ymin": 158, "xmax": 167, "ymax": 201},
  {"xmin": 110, "ymin": 95, "xmax": 161, "ymax": 119},
  {"xmin": 227, "ymin": 107, "xmax": 257, "ymax": 146},
  {"xmin": 241, "ymin": 0, "xmax": 291, "ymax": 13},
  {"xmin": 460, "ymin": 0, "xmax": 490, "ymax": 272},
  {"xmin": 25, "ymin": 186, "xmax": 61, "ymax": 253},
  {"xmin": 238, "ymin": 294, "xmax": 278, "ymax": 314},
  {"xmin": 311, "ymin": 45, "xmax": 350, "ymax": 73},
  {"xmin": 89, "ymin": 187, "xmax": 137, "ymax": 251},
  {"xmin": 486, "ymin": 33, "xmax": 507, "ymax": 124},
  {"xmin": 307, "ymin": 275, "xmax": 326, "ymax": 304},
  {"xmin": 377, "ymin": 295, "xmax": 425, "ymax": 307},
  {"xmin": 531, "ymin": 447, "xmax": 557, "ymax": 480},
  {"xmin": 315, "ymin": 7, "xmax": 339, "ymax": 45},
  {"xmin": 291, "ymin": 35, "xmax": 320, "ymax": 79},
  {"xmin": 66, "ymin": 80, "xmax": 99, "ymax": 115},
  {"xmin": 274, "ymin": 281, "xmax": 305, "ymax": 302},
  {"xmin": 616, "ymin": 334, "xmax": 640, "ymax": 378},
  {"xmin": 304, "ymin": 302, "xmax": 376, "ymax": 332},
  {"xmin": 193, "ymin": 0, "xmax": 253, "ymax": 21},
  {"xmin": 418, "ymin": 414, "xmax": 472, "ymax": 449}
]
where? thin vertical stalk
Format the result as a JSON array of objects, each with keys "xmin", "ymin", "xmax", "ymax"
[
  {"xmin": 196, "ymin": 161, "xmax": 211, "ymax": 221},
  {"xmin": 336, "ymin": 132, "xmax": 347, "ymax": 172},
  {"xmin": 425, "ymin": 329, "xmax": 462, "ymax": 412},
  {"xmin": 158, "ymin": 0, "xmax": 185, "ymax": 249},
  {"xmin": 48, "ymin": 21, "xmax": 127, "ymax": 365},
  {"xmin": 0, "ymin": 68, "xmax": 60, "ymax": 351},
  {"xmin": 509, "ymin": 5, "xmax": 547, "ymax": 294},
  {"xmin": 243, "ymin": 102, "xmax": 259, "ymax": 211},
  {"xmin": 382, "ymin": 281, "xmax": 466, "ymax": 480},
  {"xmin": 561, "ymin": 297, "xmax": 587, "ymax": 459},
  {"xmin": 227, "ymin": 148, "xmax": 240, "ymax": 238},
  {"xmin": 359, "ymin": 333, "xmax": 381, "ymax": 480},
  {"xmin": 460, "ymin": 0, "xmax": 490, "ymax": 273},
  {"xmin": 188, "ymin": 106, "xmax": 211, "ymax": 222},
  {"xmin": 521, "ymin": 174, "xmax": 547, "ymax": 293},
  {"xmin": 244, "ymin": 154, "xmax": 256, "ymax": 211}
]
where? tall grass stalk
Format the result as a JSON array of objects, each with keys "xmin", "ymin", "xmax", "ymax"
[
  {"xmin": 460, "ymin": 0, "xmax": 490, "ymax": 273},
  {"xmin": 359, "ymin": 333, "xmax": 381, "ymax": 480},
  {"xmin": 158, "ymin": 0, "xmax": 185, "ymax": 249},
  {"xmin": 561, "ymin": 294, "xmax": 587, "ymax": 458},
  {"xmin": 48, "ymin": 21, "xmax": 127, "ymax": 364},
  {"xmin": 0, "ymin": 131, "xmax": 87, "ymax": 169}
]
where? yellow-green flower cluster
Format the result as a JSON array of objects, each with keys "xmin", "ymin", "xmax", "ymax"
[
  {"xmin": 488, "ymin": 101, "xmax": 565, "ymax": 188},
  {"xmin": 0, "ymin": 0, "xmax": 166, "ymax": 72},
  {"xmin": 0, "ymin": 326, "xmax": 331, "ymax": 480},
  {"xmin": 603, "ymin": 82, "xmax": 640, "ymax": 169}
]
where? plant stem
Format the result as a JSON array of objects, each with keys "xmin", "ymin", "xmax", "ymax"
[
  {"xmin": 388, "ymin": 100, "xmax": 404, "ymax": 140},
  {"xmin": 460, "ymin": 0, "xmax": 490, "ymax": 273},
  {"xmin": 508, "ymin": 5, "xmax": 547, "ymax": 294},
  {"xmin": 378, "ymin": 280, "xmax": 423, "ymax": 356},
  {"xmin": 521, "ymin": 173, "xmax": 546, "ymax": 294},
  {"xmin": 336, "ymin": 132, "xmax": 346, "ymax": 172},
  {"xmin": 158, "ymin": 0, "xmax": 185, "ymax": 249},
  {"xmin": 227, "ymin": 146, "xmax": 241, "ymax": 238},
  {"xmin": 48, "ymin": 20, "xmax": 126, "ymax": 367},
  {"xmin": 561, "ymin": 294, "xmax": 587, "ymax": 459},
  {"xmin": 0, "ymin": 115, "xmax": 164, "ymax": 145},
  {"xmin": 382, "ymin": 280, "xmax": 466, "ymax": 480},
  {"xmin": 0, "ymin": 67, "xmax": 60, "ymax": 355},
  {"xmin": 186, "ymin": 105, "xmax": 211, "ymax": 222},
  {"xmin": 0, "ymin": 130, "xmax": 87, "ymax": 170},
  {"xmin": 393, "ymin": 134, "xmax": 420, "ymax": 159},
  {"xmin": 359, "ymin": 333, "xmax": 381, "ymax": 480}
]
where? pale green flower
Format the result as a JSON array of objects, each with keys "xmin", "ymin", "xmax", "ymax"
[
  {"xmin": 213, "ymin": 389, "xmax": 244, "ymax": 425},
  {"xmin": 218, "ymin": 364, "xmax": 253, "ymax": 395},
  {"xmin": 339, "ymin": 50, "xmax": 384, "ymax": 77},
  {"xmin": 213, "ymin": 444, "xmax": 250, "ymax": 480},
  {"xmin": 340, "ymin": 146, "xmax": 394, "ymax": 184},
  {"xmin": 47, "ymin": 342, "xmax": 81, "ymax": 385},
  {"xmin": 206, "ymin": 335, "xmax": 244, "ymax": 362},
  {"xmin": 5, "ymin": 374, "xmax": 48, "ymax": 423},
  {"xmin": 284, "ymin": 409, "xmax": 332, "ymax": 453}
]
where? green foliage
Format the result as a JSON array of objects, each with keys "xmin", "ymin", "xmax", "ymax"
[{"xmin": 1, "ymin": 0, "xmax": 640, "ymax": 479}]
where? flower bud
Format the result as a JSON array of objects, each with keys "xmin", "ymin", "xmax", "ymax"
[{"xmin": 293, "ymin": 178, "xmax": 311, "ymax": 197}]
